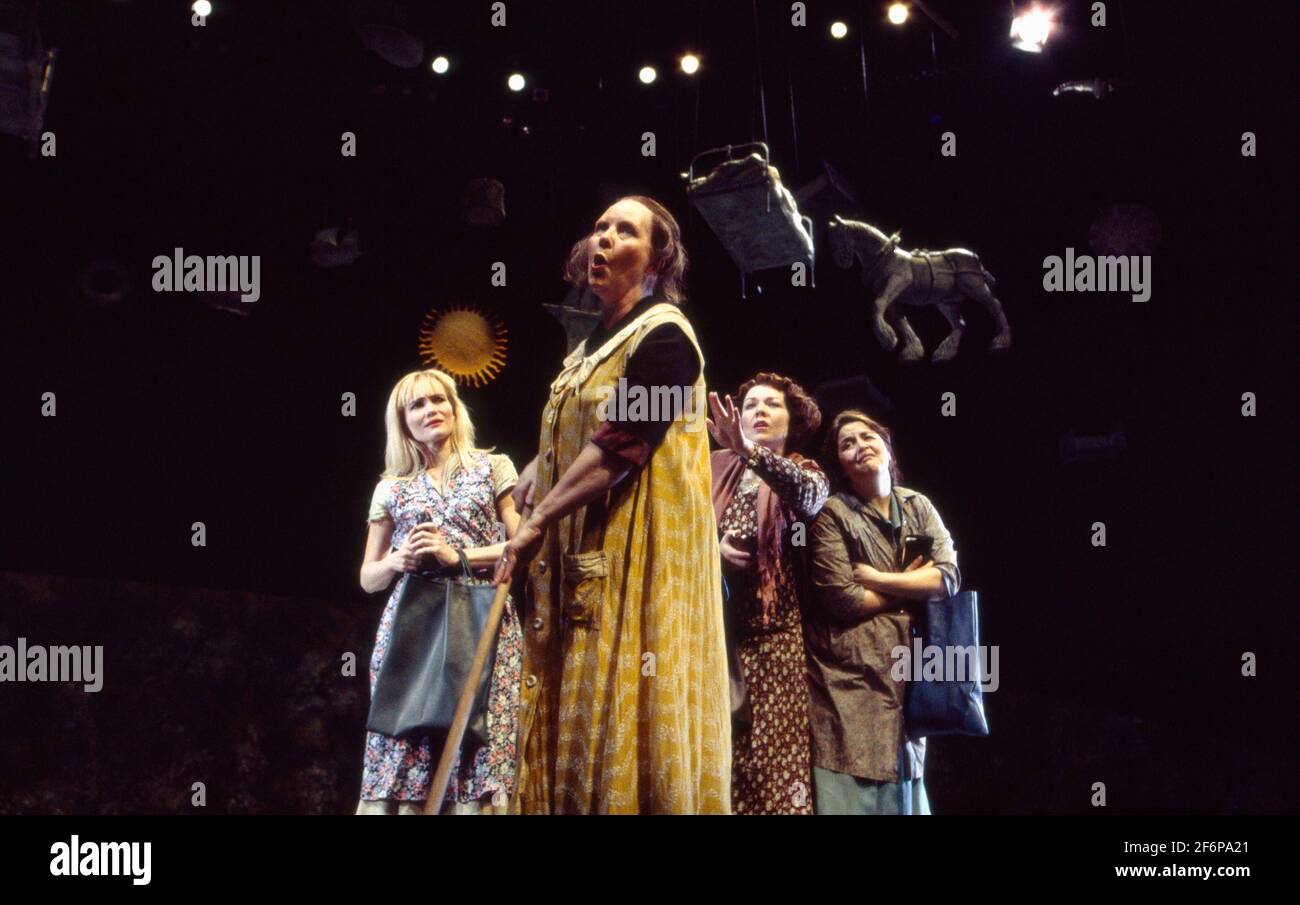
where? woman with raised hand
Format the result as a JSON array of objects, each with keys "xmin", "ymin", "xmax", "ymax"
[{"xmin": 708, "ymin": 372, "xmax": 829, "ymax": 814}]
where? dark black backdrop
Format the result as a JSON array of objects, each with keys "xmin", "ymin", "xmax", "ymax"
[{"xmin": 1, "ymin": 0, "xmax": 1294, "ymax": 809}]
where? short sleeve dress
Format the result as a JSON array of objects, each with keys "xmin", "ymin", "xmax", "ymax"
[{"xmin": 360, "ymin": 451, "xmax": 521, "ymax": 807}]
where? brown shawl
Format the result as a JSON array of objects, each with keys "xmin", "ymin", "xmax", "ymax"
[{"xmin": 710, "ymin": 447, "xmax": 808, "ymax": 626}]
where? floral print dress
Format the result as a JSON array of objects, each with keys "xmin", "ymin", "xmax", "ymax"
[
  {"xmin": 718, "ymin": 445, "xmax": 828, "ymax": 814},
  {"xmin": 361, "ymin": 452, "xmax": 522, "ymax": 806}
]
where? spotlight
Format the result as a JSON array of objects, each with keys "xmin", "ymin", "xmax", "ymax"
[
  {"xmin": 192, "ymin": 0, "xmax": 212, "ymax": 16},
  {"xmin": 639, "ymin": 65, "xmax": 656, "ymax": 85},
  {"xmin": 887, "ymin": 3, "xmax": 909, "ymax": 25},
  {"xmin": 830, "ymin": 21, "xmax": 848, "ymax": 39},
  {"xmin": 431, "ymin": 55, "xmax": 449, "ymax": 74},
  {"xmin": 1011, "ymin": 6, "xmax": 1054, "ymax": 53},
  {"xmin": 507, "ymin": 72, "xmax": 526, "ymax": 91},
  {"xmin": 679, "ymin": 53, "xmax": 700, "ymax": 75}
]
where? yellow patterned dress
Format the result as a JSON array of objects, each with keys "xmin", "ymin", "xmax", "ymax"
[{"xmin": 513, "ymin": 302, "xmax": 732, "ymax": 814}]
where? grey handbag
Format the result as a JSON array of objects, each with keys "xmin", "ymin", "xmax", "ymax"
[{"xmin": 365, "ymin": 551, "xmax": 499, "ymax": 743}]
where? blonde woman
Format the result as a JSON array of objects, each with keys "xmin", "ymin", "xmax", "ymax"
[{"xmin": 357, "ymin": 369, "xmax": 522, "ymax": 815}]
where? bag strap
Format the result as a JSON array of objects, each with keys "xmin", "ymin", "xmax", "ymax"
[
  {"xmin": 889, "ymin": 489, "xmax": 904, "ymax": 568},
  {"xmin": 457, "ymin": 548, "xmax": 472, "ymax": 579}
]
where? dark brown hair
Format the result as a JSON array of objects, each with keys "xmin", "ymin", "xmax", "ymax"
[
  {"xmin": 735, "ymin": 372, "xmax": 822, "ymax": 450},
  {"xmin": 823, "ymin": 409, "xmax": 903, "ymax": 487},
  {"xmin": 562, "ymin": 195, "xmax": 688, "ymax": 304}
]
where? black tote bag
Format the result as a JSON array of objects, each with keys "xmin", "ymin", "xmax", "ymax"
[
  {"xmin": 905, "ymin": 591, "xmax": 990, "ymax": 738},
  {"xmin": 720, "ymin": 573, "xmax": 752, "ymax": 730},
  {"xmin": 366, "ymin": 554, "xmax": 499, "ymax": 744}
]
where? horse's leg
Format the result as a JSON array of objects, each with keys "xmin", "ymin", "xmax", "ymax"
[
  {"xmin": 963, "ymin": 273, "xmax": 1012, "ymax": 352},
  {"xmin": 931, "ymin": 299, "xmax": 966, "ymax": 363},
  {"xmin": 871, "ymin": 273, "xmax": 909, "ymax": 351},
  {"xmin": 888, "ymin": 304, "xmax": 926, "ymax": 364}
]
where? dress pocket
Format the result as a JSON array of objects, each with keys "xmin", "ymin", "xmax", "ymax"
[{"xmin": 561, "ymin": 551, "xmax": 608, "ymax": 627}]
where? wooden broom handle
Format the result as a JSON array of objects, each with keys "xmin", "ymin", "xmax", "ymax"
[{"xmin": 423, "ymin": 579, "xmax": 512, "ymax": 814}]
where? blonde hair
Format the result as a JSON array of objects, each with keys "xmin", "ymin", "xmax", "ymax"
[{"xmin": 381, "ymin": 369, "xmax": 486, "ymax": 481}]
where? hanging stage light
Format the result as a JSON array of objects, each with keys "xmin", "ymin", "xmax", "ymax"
[
  {"xmin": 830, "ymin": 21, "xmax": 849, "ymax": 39},
  {"xmin": 507, "ymin": 72, "xmax": 526, "ymax": 92},
  {"xmin": 1011, "ymin": 5, "xmax": 1054, "ymax": 53},
  {"xmin": 679, "ymin": 53, "xmax": 700, "ymax": 75},
  {"xmin": 431, "ymin": 55, "xmax": 449, "ymax": 74},
  {"xmin": 192, "ymin": 1, "xmax": 212, "ymax": 17},
  {"xmin": 638, "ymin": 65, "xmax": 657, "ymax": 85},
  {"xmin": 887, "ymin": 3, "xmax": 909, "ymax": 25}
]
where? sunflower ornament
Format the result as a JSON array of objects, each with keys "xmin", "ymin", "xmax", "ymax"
[{"xmin": 417, "ymin": 305, "xmax": 508, "ymax": 387}]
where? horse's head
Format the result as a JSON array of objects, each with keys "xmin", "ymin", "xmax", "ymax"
[
  {"xmin": 828, "ymin": 215, "xmax": 896, "ymax": 270},
  {"xmin": 827, "ymin": 215, "xmax": 856, "ymax": 268}
]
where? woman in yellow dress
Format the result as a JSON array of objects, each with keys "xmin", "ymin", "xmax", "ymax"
[{"xmin": 493, "ymin": 195, "xmax": 731, "ymax": 813}]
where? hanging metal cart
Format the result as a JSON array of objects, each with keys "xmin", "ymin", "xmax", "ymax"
[{"xmin": 684, "ymin": 142, "xmax": 815, "ymax": 298}]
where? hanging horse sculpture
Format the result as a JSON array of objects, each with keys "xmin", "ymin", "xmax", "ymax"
[{"xmin": 827, "ymin": 215, "xmax": 1012, "ymax": 363}]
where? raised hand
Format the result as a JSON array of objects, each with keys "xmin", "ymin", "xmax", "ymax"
[{"xmin": 706, "ymin": 391, "xmax": 750, "ymax": 456}]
